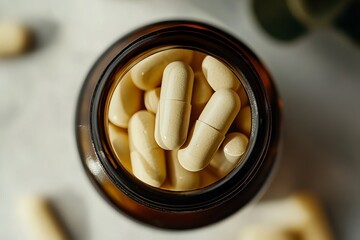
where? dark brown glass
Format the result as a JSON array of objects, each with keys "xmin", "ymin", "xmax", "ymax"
[{"xmin": 75, "ymin": 20, "xmax": 282, "ymax": 229}]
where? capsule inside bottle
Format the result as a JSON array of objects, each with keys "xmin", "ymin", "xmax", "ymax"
[{"xmin": 105, "ymin": 48, "xmax": 253, "ymax": 191}]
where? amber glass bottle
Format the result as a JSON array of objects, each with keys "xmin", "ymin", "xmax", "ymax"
[{"xmin": 75, "ymin": 20, "xmax": 281, "ymax": 229}]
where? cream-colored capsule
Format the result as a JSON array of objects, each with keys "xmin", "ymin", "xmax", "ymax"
[
  {"xmin": 178, "ymin": 89, "xmax": 240, "ymax": 171},
  {"xmin": 108, "ymin": 123, "xmax": 132, "ymax": 172},
  {"xmin": 190, "ymin": 71, "xmax": 213, "ymax": 125},
  {"xmin": 199, "ymin": 167, "xmax": 219, "ymax": 188},
  {"xmin": 234, "ymin": 105, "xmax": 252, "ymax": 136},
  {"xmin": 209, "ymin": 132, "xmax": 248, "ymax": 177},
  {"xmin": 131, "ymin": 49, "xmax": 193, "ymax": 90},
  {"xmin": 202, "ymin": 55, "xmax": 240, "ymax": 91},
  {"xmin": 155, "ymin": 61, "xmax": 194, "ymax": 150},
  {"xmin": 0, "ymin": 21, "xmax": 32, "ymax": 57},
  {"xmin": 108, "ymin": 73, "xmax": 142, "ymax": 128},
  {"xmin": 144, "ymin": 87, "xmax": 160, "ymax": 114},
  {"xmin": 17, "ymin": 196, "xmax": 68, "ymax": 240},
  {"xmin": 167, "ymin": 150, "xmax": 200, "ymax": 191},
  {"xmin": 128, "ymin": 111, "xmax": 166, "ymax": 187}
]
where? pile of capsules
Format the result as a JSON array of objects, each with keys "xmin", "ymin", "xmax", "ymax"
[{"xmin": 107, "ymin": 49, "xmax": 251, "ymax": 191}]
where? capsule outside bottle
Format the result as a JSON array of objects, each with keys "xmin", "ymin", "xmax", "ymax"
[
  {"xmin": 128, "ymin": 111, "xmax": 166, "ymax": 187},
  {"xmin": 178, "ymin": 89, "xmax": 240, "ymax": 171},
  {"xmin": 155, "ymin": 61, "xmax": 194, "ymax": 150},
  {"xmin": 131, "ymin": 49, "xmax": 193, "ymax": 90}
]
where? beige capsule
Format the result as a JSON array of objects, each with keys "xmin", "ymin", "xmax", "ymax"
[
  {"xmin": 108, "ymin": 123, "xmax": 132, "ymax": 172},
  {"xmin": 202, "ymin": 55, "xmax": 240, "ymax": 91},
  {"xmin": 0, "ymin": 21, "xmax": 32, "ymax": 57},
  {"xmin": 239, "ymin": 226, "xmax": 299, "ymax": 240},
  {"xmin": 199, "ymin": 167, "xmax": 219, "ymax": 188},
  {"xmin": 17, "ymin": 196, "xmax": 68, "ymax": 240},
  {"xmin": 108, "ymin": 72, "xmax": 142, "ymax": 128},
  {"xmin": 144, "ymin": 87, "xmax": 160, "ymax": 114},
  {"xmin": 128, "ymin": 111, "xmax": 166, "ymax": 187},
  {"xmin": 131, "ymin": 49, "xmax": 193, "ymax": 90},
  {"xmin": 166, "ymin": 150, "xmax": 200, "ymax": 191},
  {"xmin": 237, "ymin": 193, "xmax": 334, "ymax": 240},
  {"xmin": 190, "ymin": 71, "xmax": 214, "ymax": 126},
  {"xmin": 234, "ymin": 105, "xmax": 252, "ymax": 136},
  {"xmin": 209, "ymin": 132, "xmax": 248, "ymax": 177},
  {"xmin": 155, "ymin": 61, "xmax": 194, "ymax": 150},
  {"xmin": 178, "ymin": 89, "xmax": 240, "ymax": 172}
]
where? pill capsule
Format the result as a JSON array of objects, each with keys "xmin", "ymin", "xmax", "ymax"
[
  {"xmin": 199, "ymin": 167, "xmax": 219, "ymax": 188},
  {"xmin": 155, "ymin": 61, "xmax": 194, "ymax": 150},
  {"xmin": 202, "ymin": 55, "xmax": 240, "ymax": 91},
  {"xmin": 239, "ymin": 226, "xmax": 299, "ymax": 240},
  {"xmin": 178, "ymin": 89, "xmax": 240, "ymax": 171},
  {"xmin": 131, "ymin": 49, "xmax": 193, "ymax": 90},
  {"xmin": 128, "ymin": 111, "xmax": 166, "ymax": 187},
  {"xmin": 209, "ymin": 132, "xmax": 248, "ymax": 177},
  {"xmin": 17, "ymin": 196, "xmax": 68, "ymax": 240},
  {"xmin": 144, "ymin": 87, "xmax": 160, "ymax": 114},
  {"xmin": 0, "ymin": 21, "xmax": 32, "ymax": 57},
  {"xmin": 108, "ymin": 72, "xmax": 142, "ymax": 128},
  {"xmin": 190, "ymin": 71, "xmax": 213, "ymax": 125},
  {"xmin": 108, "ymin": 123, "xmax": 132, "ymax": 172},
  {"xmin": 167, "ymin": 150, "xmax": 200, "ymax": 191},
  {"xmin": 234, "ymin": 105, "xmax": 252, "ymax": 136}
]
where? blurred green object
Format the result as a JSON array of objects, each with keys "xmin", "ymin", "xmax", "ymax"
[
  {"xmin": 252, "ymin": 0, "xmax": 359, "ymax": 44},
  {"xmin": 253, "ymin": 0, "xmax": 307, "ymax": 41}
]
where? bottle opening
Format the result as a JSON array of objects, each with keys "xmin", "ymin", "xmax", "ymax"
[{"xmin": 104, "ymin": 48, "xmax": 253, "ymax": 192}]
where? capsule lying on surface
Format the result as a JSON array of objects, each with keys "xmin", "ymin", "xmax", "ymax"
[
  {"xmin": 178, "ymin": 89, "xmax": 241, "ymax": 171},
  {"xmin": 131, "ymin": 49, "xmax": 193, "ymax": 90},
  {"xmin": 129, "ymin": 110, "xmax": 166, "ymax": 187},
  {"xmin": 155, "ymin": 61, "xmax": 194, "ymax": 150}
]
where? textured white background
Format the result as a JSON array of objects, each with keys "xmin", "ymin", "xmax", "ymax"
[{"xmin": 1, "ymin": 0, "xmax": 360, "ymax": 239}]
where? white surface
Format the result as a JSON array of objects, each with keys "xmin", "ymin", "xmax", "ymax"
[{"xmin": 1, "ymin": 0, "xmax": 359, "ymax": 239}]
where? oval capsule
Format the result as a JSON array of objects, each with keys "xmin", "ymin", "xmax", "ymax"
[
  {"xmin": 128, "ymin": 111, "xmax": 166, "ymax": 187},
  {"xmin": 155, "ymin": 61, "xmax": 194, "ymax": 150},
  {"xmin": 167, "ymin": 150, "xmax": 200, "ymax": 191},
  {"xmin": 202, "ymin": 55, "xmax": 240, "ymax": 91},
  {"xmin": 209, "ymin": 132, "xmax": 248, "ymax": 177},
  {"xmin": 108, "ymin": 123, "xmax": 132, "ymax": 172},
  {"xmin": 178, "ymin": 89, "xmax": 240, "ymax": 171},
  {"xmin": 144, "ymin": 87, "xmax": 160, "ymax": 114},
  {"xmin": 131, "ymin": 49, "xmax": 193, "ymax": 90},
  {"xmin": 190, "ymin": 71, "xmax": 213, "ymax": 126},
  {"xmin": 108, "ymin": 73, "xmax": 142, "ymax": 128},
  {"xmin": 234, "ymin": 105, "xmax": 252, "ymax": 136}
]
